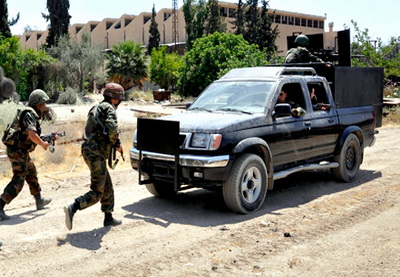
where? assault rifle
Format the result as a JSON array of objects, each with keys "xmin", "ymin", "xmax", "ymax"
[
  {"xmin": 109, "ymin": 139, "xmax": 125, "ymax": 170},
  {"xmin": 41, "ymin": 131, "xmax": 66, "ymax": 153}
]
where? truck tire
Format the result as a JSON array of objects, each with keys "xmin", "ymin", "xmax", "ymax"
[
  {"xmin": 223, "ymin": 153, "xmax": 268, "ymax": 214},
  {"xmin": 146, "ymin": 181, "xmax": 177, "ymax": 197},
  {"xmin": 332, "ymin": 133, "xmax": 362, "ymax": 182}
]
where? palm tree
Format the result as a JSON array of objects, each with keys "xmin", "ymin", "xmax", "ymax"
[{"xmin": 106, "ymin": 41, "xmax": 148, "ymax": 89}]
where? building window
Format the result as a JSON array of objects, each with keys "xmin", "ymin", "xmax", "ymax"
[
  {"xmin": 106, "ymin": 22, "xmax": 113, "ymax": 30},
  {"xmin": 307, "ymin": 19, "xmax": 312, "ymax": 27},
  {"xmin": 144, "ymin": 16, "xmax": 151, "ymax": 24},
  {"xmin": 313, "ymin": 20, "xmax": 318, "ymax": 28},
  {"xmin": 228, "ymin": 8, "xmax": 236, "ymax": 18},
  {"xmin": 301, "ymin": 18, "xmax": 306, "ymax": 27},
  {"xmin": 295, "ymin": 17, "xmax": 300, "ymax": 26},
  {"xmin": 125, "ymin": 19, "xmax": 132, "ymax": 27},
  {"xmin": 220, "ymin": 7, "xmax": 228, "ymax": 17},
  {"xmin": 282, "ymin": 15, "xmax": 287, "ymax": 24},
  {"xmin": 26, "ymin": 35, "xmax": 31, "ymax": 41},
  {"xmin": 114, "ymin": 21, "xmax": 121, "ymax": 29},
  {"xmin": 76, "ymin": 26, "xmax": 82, "ymax": 33},
  {"xmin": 37, "ymin": 34, "xmax": 41, "ymax": 40},
  {"xmin": 91, "ymin": 24, "xmax": 98, "ymax": 32},
  {"xmin": 319, "ymin": 21, "xmax": 324, "ymax": 29},
  {"xmin": 288, "ymin": 16, "xmax": 294, "ymax": 25},
  {"xmin": 274, "ymin": 14, "xmax": 281, "ymax": 23},
  {"xmin": 164, "ymin": 13, "xmax": 171, "ymax": 21}
]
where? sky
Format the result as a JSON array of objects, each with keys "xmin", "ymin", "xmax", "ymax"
[{"xmin": 8, "ymin": 0, "xmax": 399, "ymax": 44}]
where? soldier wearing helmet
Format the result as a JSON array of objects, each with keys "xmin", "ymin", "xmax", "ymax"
[
  {"xmin": 284, "ymin": 34, "xmax": 323, "ymax": 64},
  {"xmin": 0, "ymin": 89, "xmax": 54, "ymax": 220},
  {"xmin": 64, "ymin": 82, "xmax": 124, "ymax": 230}
]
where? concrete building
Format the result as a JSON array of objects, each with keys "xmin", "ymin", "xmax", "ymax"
[{"xmin": 18, "ymin": 1, "xmax": 339, "ymax": 56}]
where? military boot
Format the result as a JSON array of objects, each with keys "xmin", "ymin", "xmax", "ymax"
[
  {"xmin": 104, "ymin": 212, "xmax": 122, "ymax": 227},
  {"xmin": 0, "ymin": 199, "xmax": 10, "ymax": 220},
  {"xmin": 34, "ymin": 193, "xmax": 52, "ymax": 210},
  {"xmin": 64, "ymin": 201, "xmax": 79, "ymax": 231}
]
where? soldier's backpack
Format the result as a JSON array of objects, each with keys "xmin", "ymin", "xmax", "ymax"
[{"xmin": 2, "ymin": 107, "xmax": 36, "ymax": 147}]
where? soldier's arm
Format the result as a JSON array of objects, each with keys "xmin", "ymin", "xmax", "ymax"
[
  {"xmin": 27, "ymin": 130, "xmax": 49, "ymax": 150},
  {"xmin": 103, "ymin": 104, "xmax": 119, "ymax": 144}
]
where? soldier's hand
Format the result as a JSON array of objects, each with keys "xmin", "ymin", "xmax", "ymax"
[
  {"xmin": 116, "ymin": 145, "xmax": 123, "ymax": 153},
  {"xmin": 42, "ymin": 141, "xmax": 49, "ymax": 150}
]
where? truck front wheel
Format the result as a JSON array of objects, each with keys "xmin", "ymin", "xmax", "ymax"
[
  {"xmin": 332, "ymin": 133, "xmax": 362, "ymax": 182},
  {"xmin": 223, "ymin": 154, "xmax": 268, "ymax": 214},
  {"xmin": 146, "ymin": 181, "xmax": 177, "ymax": 197}
]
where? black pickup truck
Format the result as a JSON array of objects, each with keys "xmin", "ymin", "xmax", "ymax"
[{"xmin": 130, "ymin": 64, "xmax": 383, "ymax": 214}]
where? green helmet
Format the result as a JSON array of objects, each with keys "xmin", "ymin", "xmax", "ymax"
[
  {"xmin": 28, "ymin": 89, "xmax": 49, "ymax": 106},
  {"xmin": 103, "ymin": 82, "xmax": 124, "ymax": 100},
  {"xmin": 295, "ymin": 35, "xmax": 309, "ymax": 46}
]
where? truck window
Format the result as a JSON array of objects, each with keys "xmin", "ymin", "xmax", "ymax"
[
  {"xmin": 307, "ymin": 82, "xmax": 330, "ymax": 110},
  {"xmin": 278, "ymin": 83, "xmax": 306, "ymax": 109}
]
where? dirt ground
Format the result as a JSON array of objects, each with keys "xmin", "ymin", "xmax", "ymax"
[{"xmin": 0, "ymin": 103, "xmax": 399, "ymax": 277}]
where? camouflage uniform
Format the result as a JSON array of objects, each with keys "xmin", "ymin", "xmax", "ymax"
[
  {"xmin": 1, "ymin": 108, "xmax": 42, "ymax": 204},
  {"xmin": 74, "ymin": 101, "xmax": 120, "ymax": 213},
  {"xmin": 284, "ymin": 46, "xmax": 322, "ymax": 63}
]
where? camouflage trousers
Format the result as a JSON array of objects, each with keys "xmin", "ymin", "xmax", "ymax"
[
  {"xmin": 75, "ymin": 141, "xmax": 114, "ymax": 213},
  {"xmin": 1, "ymin": 147, "xmax": 41, "ymax": 204}
]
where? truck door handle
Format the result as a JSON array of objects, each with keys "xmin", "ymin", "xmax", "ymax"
[
  {"xmin": 328, "ymin": 119, "xmax": 334, "ymax": 123},
  {"xmin": 305, "ymin": 121, "xmax": 312, "ymax": 130}
]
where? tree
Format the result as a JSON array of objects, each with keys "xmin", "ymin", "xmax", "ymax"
[
  {"xmin": 150, "ymin": 47, "xmax": 182, "ymax": 91},
  {"xmin": 183, "ymin": 0, "xmax": 208, "ymax": 51},
  {"xmin": 42, "ymin": 0, "xmax": 71, "ymax": 47},
  {"xmin": 0, "ymin": 36, "xmax": 55, "ymax": 100},
  {"xmin": 204, "ymin": 0, "xmax": 225, "ymax": 35},
  {"xmin": 232, "ymin": 0, "xmax": 244, "ymax": 36},
  {"xmin": 47, "ymin": 33, "xmax": 105, "ymax": 92},
  {"xmin": 243, "ymin": 0, "xmax": 258, "ymax": 45},
  {"xmin": 106, "ymin": 40, "xmax": 148, "ymax": 90},
  {"xmin": 0, "ymin": 0, "xmax": 20, "ymax": 38},
  {"xmin": 256, "ymin": 0, "xmax": 278, "ymax": 57},
  {"xmin": 148, "ymin": 4, "xmax": 160, "ymax": 55},
  {"xmin": 351, "ymin": 20, "xmax": 400, "ymax": 82},
  {"xmin": 178, "ymin": 32, "xmax": 266, "ymax": 97}
]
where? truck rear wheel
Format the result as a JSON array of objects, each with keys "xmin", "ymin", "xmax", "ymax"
[
  {"xmin": 223, "ymin": 154, "xmax": 268, "ymax": 214},
  {"xmin": 146, "ymin": 181, "xmax": 177, "ymax": 197},
  {"xmin": 332, "ymin": 133, "xmax": 362, "ymax": 182}
]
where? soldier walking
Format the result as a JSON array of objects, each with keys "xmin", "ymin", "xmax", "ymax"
[
  {"xmin": 64, "ymin": 83, "xmax": 124, "ymax": 230},
  {"xmin": 0, "ymin": 90, "xmax": 54, "ymax": 220}
]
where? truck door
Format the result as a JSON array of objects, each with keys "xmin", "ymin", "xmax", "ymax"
[
  {"xmin": 303, "ymin": 81, "xmax": 339, "ymax": 159},
  {"xmin": 269, "ymin": 82, "xmax": 312, "ymax": 168}
]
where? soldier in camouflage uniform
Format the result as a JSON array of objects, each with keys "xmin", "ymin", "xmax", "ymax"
[
  {"xmin": 284, "ymin": 35, "xmax": 323, "ymax": 64},
  {"xmin": 64, "ymin": 83, "xmax": 124, "ymax": 230},
  {"xmin": 0, "ymin": 89, "xmax": 53, "ymax": 220}
]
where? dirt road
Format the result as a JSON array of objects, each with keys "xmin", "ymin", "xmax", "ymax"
[{"xmin": 0, "ymin": 123, "xmax": 399, "ymax": 276}]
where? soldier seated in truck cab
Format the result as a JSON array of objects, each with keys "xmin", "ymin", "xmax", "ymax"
[
  {"xmin": 308, "ymin": 83, "xmax": 331, "ymax": 111},
  {"xmin": 276, "ymin": 89, "xmax": 306, "ymax": 117}
]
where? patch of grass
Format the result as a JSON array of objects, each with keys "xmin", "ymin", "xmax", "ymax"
[{"xmin": 382, "ymin": 107, "xmax": 400, "ymax": 127}]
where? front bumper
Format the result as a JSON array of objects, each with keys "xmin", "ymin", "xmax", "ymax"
[{"xmin": 130, "ymin": 147, "xmax": 230, "ymax": 168}]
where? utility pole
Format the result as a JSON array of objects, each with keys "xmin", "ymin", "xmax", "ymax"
[{"xmin": 172, "ymin": 0, "xmax": 179, "ymax": 52}]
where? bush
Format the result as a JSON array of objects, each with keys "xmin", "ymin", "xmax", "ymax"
[
  {"xmin": 177, "ymin": 32, "xmax": 266, "ymax": 97},
  {"xmin": 56, "ymin": 87, "xmax": 82, "ymax": 105}
]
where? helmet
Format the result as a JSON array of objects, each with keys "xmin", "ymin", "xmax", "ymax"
[
  {"xmin": 28, "ymin": 89, "xmax": 49, "ymax": 106},
  {"xmin": 295, "ymin": 35, "xmax": 309, "ymax": 46},
  {"xmin": 103, "ymin": 83, "xmax": 124, "ymax": 100}
]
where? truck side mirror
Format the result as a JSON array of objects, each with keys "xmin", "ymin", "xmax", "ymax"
[
  {"xmin": 273, "ymin": 103, "xmax": 292, "ymax": 118},
  {"xmin": 185, "ymin": 102, "xmax": 192, "ymax": 109}
]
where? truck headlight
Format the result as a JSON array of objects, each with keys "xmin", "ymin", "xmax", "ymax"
[{"xmin": 190, "ymin": 133, "xmax": 222, "ymax": 150}]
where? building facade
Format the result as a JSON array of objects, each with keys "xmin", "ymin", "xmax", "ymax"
[{"xmin": 18, "ymin": 1, "xmax": 339, "ymax": 56}]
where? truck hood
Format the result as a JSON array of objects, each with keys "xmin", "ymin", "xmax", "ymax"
[{"xmin": 161, "ymin": 111, "xmax": 265, "ymax": 133}]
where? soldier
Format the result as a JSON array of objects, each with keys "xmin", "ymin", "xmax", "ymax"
[
  {"xmin": 64, "ymin": 83, "xmax": 124, "ymax": 230},
  {"xmin": 0, "ymin": 89, "xmax": 53, "ymax": 220},
  {"xmin": 284, "ymin": 34, "xmax": 323, "ymax": 64}
]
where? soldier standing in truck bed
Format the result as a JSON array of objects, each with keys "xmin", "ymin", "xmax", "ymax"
[
  {"xmin": 0, "ymin": 89, "xmax": 54, "ymax": 220},
  {"xmin": 285, "ymin": 34, "xmax": 323, "ymax": 63},
  {"xmin": 64, "ymin": 83, "xmax": 124, "ymax": 230}
]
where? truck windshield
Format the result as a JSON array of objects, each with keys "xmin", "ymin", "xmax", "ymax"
[{"xmin": 189, "ymin": 81, "xmax": 275, "ymax": 114}]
